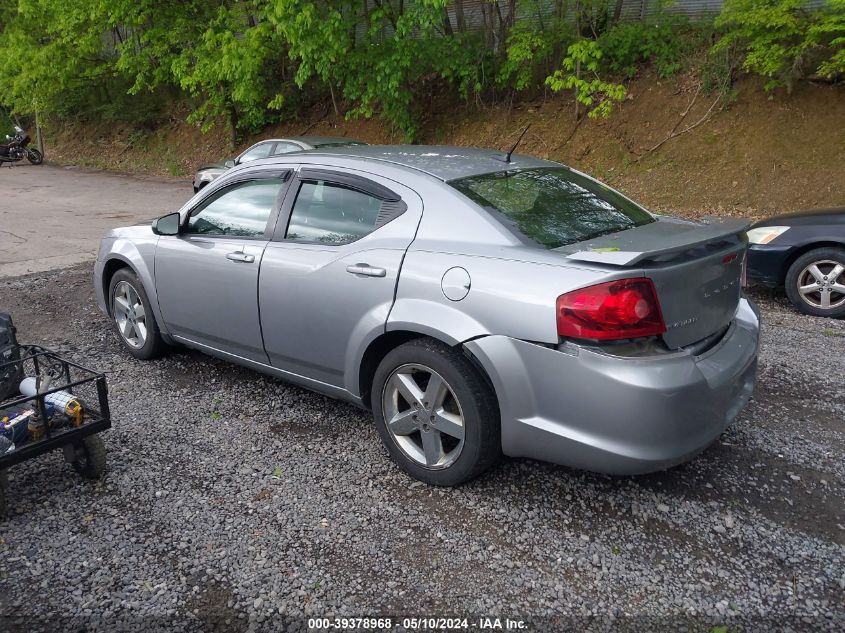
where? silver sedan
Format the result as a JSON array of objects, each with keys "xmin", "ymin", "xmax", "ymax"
[{"xmin": 95, "ymin": 146, "xmax": 759, "ymax": 486}]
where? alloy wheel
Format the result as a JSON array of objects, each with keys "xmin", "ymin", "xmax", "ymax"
[
  {"xmin": 113, "ymin": 281, "xmax": 148, "ymax": 348},
  {"xmin": 796, "ymin": 259, "xmax": 845, "ymax": 311},
  {"xmin": 381, "ymin": 363, "xmax": 465, "ymax": 469}
]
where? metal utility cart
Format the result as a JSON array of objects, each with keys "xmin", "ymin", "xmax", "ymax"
[{"xmin": 0, "ymin": 346, "xmax": 111, "ymax": 516}]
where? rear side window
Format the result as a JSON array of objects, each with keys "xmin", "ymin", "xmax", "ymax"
[
  {"xmin": 285, "ymin": 181, "xmax": 382, "ymax": 244},
  {"xmin": 450, "ymin": 168, "xmax": 654, "ymax": 249}
]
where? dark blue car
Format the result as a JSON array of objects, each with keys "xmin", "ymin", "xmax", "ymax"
[{"xmin": 746, "ymin": 207, "xmax": 845, "ymax": 318}]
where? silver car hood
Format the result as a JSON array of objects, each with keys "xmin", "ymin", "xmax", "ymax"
[{"xmin": 104, "ymin": 223, "xmax": 156, "ymax": 239}]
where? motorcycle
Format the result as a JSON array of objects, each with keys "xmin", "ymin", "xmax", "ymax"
[{"xmin": 0, "ymin": 125, "xmax": 43, "ymax": 166}]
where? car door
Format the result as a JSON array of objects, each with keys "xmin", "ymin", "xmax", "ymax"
[
  {"xmin": 155, "ymin": 171, "xmax": 290, "ymax": 363},
  {"xmin": 259, "ymin": 167, "xmax": 422, "ymax": 390}
]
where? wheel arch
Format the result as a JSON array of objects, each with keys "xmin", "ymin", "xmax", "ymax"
[
  {"xmin": 357, "ymin": 329, "xmax": 499, "ymax": 414},
  {"xmin": 101, "ymin": 256, "xmax": 133, "ymax": 316},
  {"xmin": 781, "ymin": 240, "xmax": 845, "ymax": 284},
  {"xmin": 99, "ymin": 248, "xmax": 173, "ymax": 343}
]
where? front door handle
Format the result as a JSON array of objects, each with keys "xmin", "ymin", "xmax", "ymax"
[
  {"xmin": 346, "ymin": 264, "xmax": 386, "ymax": 278},
  {"xmin": 226, "ymin": 251, "xmax": 255, "ymax": 263}
]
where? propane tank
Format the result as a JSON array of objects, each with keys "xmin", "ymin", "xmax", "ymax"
[{"xmin": 19, "ymin": 377, "xmax": 84, "ymax": 426}]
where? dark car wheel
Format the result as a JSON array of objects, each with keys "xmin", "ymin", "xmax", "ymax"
[
  {"xmin": 785, "ymin": 247, "xmax": 845, "ymax": 318},
  {"xmin": 371, "ymin": 338, "xmax": 500, "ymax": 486},
  {"xmin": 108, "ymin": 268, "xmax": 167, "ymax": 359}
]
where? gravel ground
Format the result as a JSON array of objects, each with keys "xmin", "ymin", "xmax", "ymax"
[{"xmin": 0, "ymin": 264, "xmax": 843, "ymax": 633}]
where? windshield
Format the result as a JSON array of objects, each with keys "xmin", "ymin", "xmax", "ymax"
[{"xmin": 450, "ymin": 167, "xmax": 654, "ymax": 249}]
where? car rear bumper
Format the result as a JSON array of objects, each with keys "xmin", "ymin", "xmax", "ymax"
[{"xmin": 464, "ymin": 298, "xmax": 760, "ymax": 475}]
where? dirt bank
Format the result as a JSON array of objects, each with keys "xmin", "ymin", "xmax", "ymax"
[{"xmin": 45, "ymin": 72, "xmax": 845, "ymax": 221}]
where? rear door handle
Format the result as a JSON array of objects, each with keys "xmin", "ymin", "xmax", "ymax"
[
  {"xmin": 346, "ymin": 264, "xmax": 386, "ymax": 277},
  {"xmin": 226, "ymin": 251, "xmax": 255, "ymax": 263}
]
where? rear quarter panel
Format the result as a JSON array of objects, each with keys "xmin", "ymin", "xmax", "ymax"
[
  {"xmin": 390, "ymin": 242, "xmax": 634, "ymax": 345},
  {"xmin": 389, "ymin": 179, "xmax": 644, "ymax": 345}
]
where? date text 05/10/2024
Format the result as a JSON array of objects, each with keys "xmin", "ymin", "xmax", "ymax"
[{"xmin": 307, "ymin": 617, "xmax": 528, "ymax": 630}]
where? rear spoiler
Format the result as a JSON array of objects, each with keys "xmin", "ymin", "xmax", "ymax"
[{"xmin": 559, "ymin": 217, "xmax": 750, "ymax": 266}]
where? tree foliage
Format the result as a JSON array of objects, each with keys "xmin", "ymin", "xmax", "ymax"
[
  {"xmin": 0, "ymin": 1, "xmax": 841, "ymax": 139},
  {"xmin": 714, "ymin": 0, "xmax": 845, "ymax": 91},
  {"xmin": 546, "ymin": 40, "xmax": 627, "ymax": 118}
]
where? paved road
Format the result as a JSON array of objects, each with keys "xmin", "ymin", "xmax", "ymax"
[{"xmin": 0, "ymin": 164, "xmax": 191, "ymax": 277}]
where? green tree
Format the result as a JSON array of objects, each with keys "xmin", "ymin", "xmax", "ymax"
[
  {"xmin": 0, "ymin": 0, "xmax": 114, "ymax": 116},
  {"xmin": 714, "ymin": 0, "xmax": 845, "ymax": 91},
  {"xmin": 546, "ymin": 39, "xmax": 627, "ymax": 119}
]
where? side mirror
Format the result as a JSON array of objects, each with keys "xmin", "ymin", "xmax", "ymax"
[
  {"xmin": 152, "ymin": 212, "xmax": 181, "ymax": 236},
  {"xmin": 224, "ymin": 159, "xmax": 236, "ymax": 169}
]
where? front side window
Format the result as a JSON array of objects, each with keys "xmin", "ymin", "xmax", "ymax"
[
  {"xmin": 285, "ymin": 180, "xmax": 382, "ymax": 244},
  {"xmin": 186, "ymin": 180, "xmax": 282, "ymax": 237},
  {"xmin": 238, "ymin": 142, "xmax": 273, "ymax": 163},
  {"xmin": 450, "ymin": 168, "xmax": 654, "ymax": 249}
]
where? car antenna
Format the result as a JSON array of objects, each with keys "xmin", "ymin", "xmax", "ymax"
[{"xmin": 493, "ymin": 124, "xmax": 531, "ymax": 164}]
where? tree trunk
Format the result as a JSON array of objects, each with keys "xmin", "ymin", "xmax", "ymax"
[
  {"xmin": 443, "ymin": 9, "xmax": 454, "ymax": 36},
  {"xmin": 612, "ymin": 0, "xmax": 624, "ymax": 25},
  {"xmin": 455, "ymin": 0, "xmax": 466, "ymax": 32},
  {"xmin": 329, "ymin": 79, "xmax": 340, "ymax": 116},
  {"xmin": 574, "ymin": 0, "xmax": 582, "ymax": 121}
]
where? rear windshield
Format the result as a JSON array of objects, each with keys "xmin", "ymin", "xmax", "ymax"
[{"xmin": 449, "ymin": 167, "xmax": 654, "ymax": 249}]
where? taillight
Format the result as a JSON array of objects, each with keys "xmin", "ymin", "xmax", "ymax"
[{"xmin": 556, "ymin": 278, "xmax": 666, "ymax": 341}]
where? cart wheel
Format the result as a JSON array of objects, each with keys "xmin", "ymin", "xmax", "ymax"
[
  {"xmin": 0, "ymin": 470, "xmax": 8, "ymax": 518},
  {"xmin": 71, "ymin": 435, "xmax": 107, "ymax": 479}
]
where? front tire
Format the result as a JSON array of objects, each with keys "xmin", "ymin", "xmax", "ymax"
[
  {"xmin": 109, "ymin": 268, "xmax": 167, "ymax": 359},
  {"xmin": 371, "ymin": 338, "xmax": 500, "ymax": 486},
  {"xmin": 26, "ymin": 148, "xmax": 43, "ymax": 165},
  {"xmin": 785, "ymin": 247, "xmax": 845, "ymax": 318}
]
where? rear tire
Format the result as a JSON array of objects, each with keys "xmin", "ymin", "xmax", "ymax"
[
  {"xmin": 785, "ymin": 247, "xmax": 845, "ymax": 318},
  {"xmin": 26, "ymin": 148, "xmax": 43, "ymax": 165},
  {"xmin": 109, "ymin": 268, "xmax": 167, "ymax": 359},
  {"xmin": 371, "ymin": 338, "xmax": 500, "ymax": 486}
]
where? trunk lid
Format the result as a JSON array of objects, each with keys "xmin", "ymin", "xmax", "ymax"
[{"xmin": 559, "ymin": 217, "xmax": 749, "ymax": 348}]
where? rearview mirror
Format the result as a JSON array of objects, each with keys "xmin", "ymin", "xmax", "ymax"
[
  {"xmin": 152, "ymin": 212, "xmax": 181, "ymax": 236},
  {"xmin": 224, "ymin": 159, "xmax": 236, "ymax": 169}
]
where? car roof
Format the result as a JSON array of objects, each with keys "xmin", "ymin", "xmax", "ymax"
[
  {"xmin": 292, "ymin": 144, "xmax": 558, "ymax": 181},
  {"xmin": 249, "ymin": 136, "xmax": 363, "ymax": 147},
  {"xmin": 295, "ymin": 136, "xmax": 366, "ymax": 146}
]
